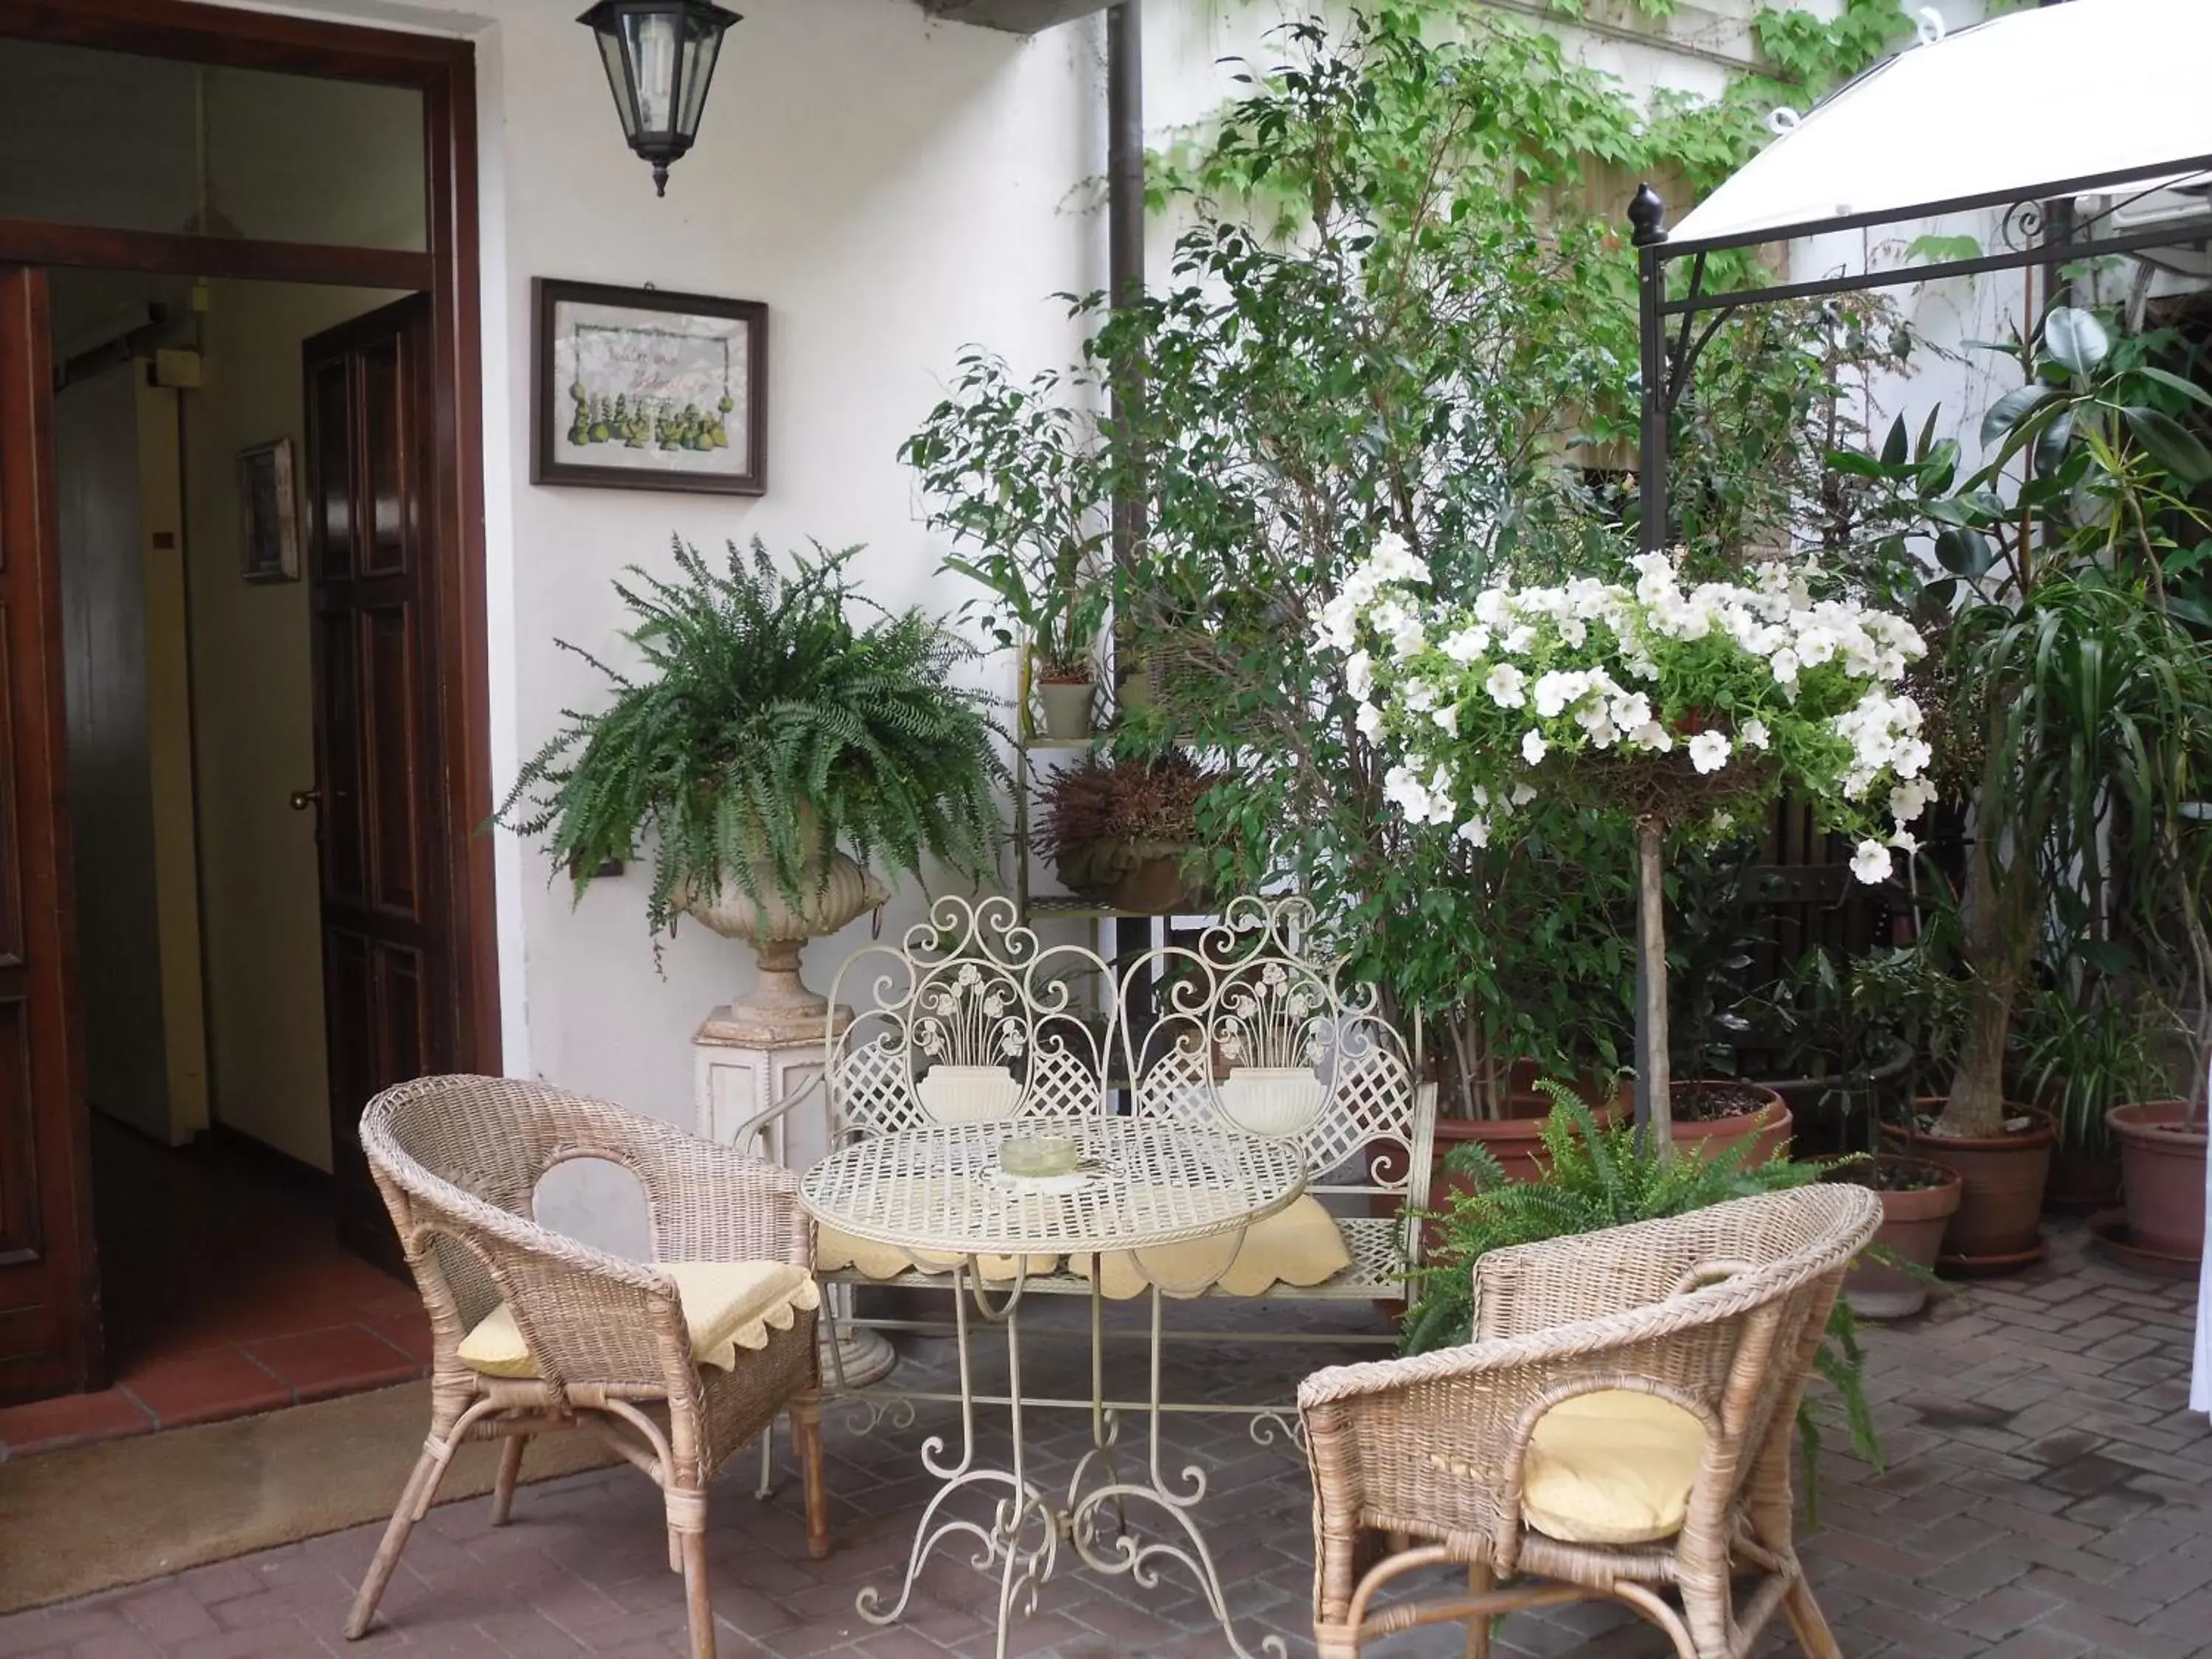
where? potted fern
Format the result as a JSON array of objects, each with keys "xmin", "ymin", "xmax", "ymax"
[{"xmin": 502, "ymin": 538, "xmax": 1005, "ymax": 1035}]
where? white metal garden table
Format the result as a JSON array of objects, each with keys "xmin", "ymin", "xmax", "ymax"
[{"xmin": 799, "ymin": 1115, "xmax": 1307, "ymax": 1659}]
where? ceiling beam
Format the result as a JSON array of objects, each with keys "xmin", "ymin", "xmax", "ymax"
[{"xmin": 921, "ymin": 0, "xmax": 1116, "ymax": 34}]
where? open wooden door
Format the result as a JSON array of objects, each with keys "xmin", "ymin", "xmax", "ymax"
[
  {"xmin": 0, "ymin": 265, "xmax": 99, "ymax": 1402},
  {"xmin": 302, "ymin": 296, "xmax": 457, "ymax": 1271}
]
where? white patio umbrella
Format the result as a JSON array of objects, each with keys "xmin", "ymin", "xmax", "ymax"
[{"xmin": 1670, "ymin": 0, "xmax": 2212, "ymax": 248}]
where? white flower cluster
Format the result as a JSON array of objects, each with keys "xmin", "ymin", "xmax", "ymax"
[{"xmin": 1319, "ymin": 545, "xmax": 1935, "ymax": 884}]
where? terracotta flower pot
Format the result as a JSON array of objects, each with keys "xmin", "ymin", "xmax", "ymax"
[
  {"xmin": 1842, "ymin": 1158, "xmax": 1962, "ymax": 1319},
  {"xmin": 1429, "ymin": 1079, "xmax": 1628, "ymax": 1192},
  {"xmin": 1669, "ymin": 1081, "xmax": 1791, "ymax": 1166},
  {"xmin": 1882, "ymin": 1100, "xmax": 2055, "ymax": 1271},
  {"xmin": 2107, "ymin": 1099, "xmax": 2207, "ymax": 1262},
  {"xmin": 2042, "ymin": 1144, "xmax": 2124, "ymax": 1214}
]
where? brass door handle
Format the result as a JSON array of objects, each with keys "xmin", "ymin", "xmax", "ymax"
[{"xmin": 289, "ymin": 788, "xmax": 321, "ymax": 812}]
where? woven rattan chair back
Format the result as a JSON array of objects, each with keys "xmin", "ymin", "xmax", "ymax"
[
  {"xmin": 348, "ymin": 1074, "xmax": 829, "ymax": 1659},
  {"xmin": 1298, "ymin": 1183, "xmax": 1881, "ymax": 1659}
]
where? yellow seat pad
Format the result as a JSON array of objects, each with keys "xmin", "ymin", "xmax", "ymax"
[
  {"xmin": 457, "ymin": 1261, "xmax": 820, "ymax": 1380},
  {"xmin": 1514, "ymin": 1390, "xmax": 1708, "ymax": 1545},
  {"xmin": 816, "ymin": 1223, "xmax": 1054, "ymax": 1285},
  {"xmin": 1070, "ymin": 1194, "xmax": 1352, "ymax": 1299}
]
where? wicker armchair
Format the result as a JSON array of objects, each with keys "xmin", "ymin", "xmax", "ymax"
[
  {"xmin": 344, "ymin": 1076, "xmax": 830, "ymax": 1659},
  {"xmin": 1298, "ymin": 1185, "xmax": 1881, "ymax": 1659}
]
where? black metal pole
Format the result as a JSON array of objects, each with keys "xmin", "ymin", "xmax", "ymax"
[
  {"xmin": 1107, "ymin": 0, "xmax": 1144, "ymax": 319},
  {"xmin": 1106, "ymin": 1, "xmax": 1153, "ymax": 1054}
]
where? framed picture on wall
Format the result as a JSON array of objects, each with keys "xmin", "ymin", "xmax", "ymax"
[
  {"xmin": 237, "ymin": 438, "xmax": 301, "ymax": 583},
  {"xmin": 532, "ymin": 279, "xmax": 768, "ymax": 495}
]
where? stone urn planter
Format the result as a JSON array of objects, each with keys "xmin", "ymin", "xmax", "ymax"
[
  {"xmin": 681, "ymin": 845, "xmax": 888, "ymax": 1045},
  {"xmin": 2106, "ymin": 1099, "xmax": 2206, "ymax": 1264},
  {"xmin": 1882, "ymin": 1100, "xmax": 2056, "ymax": 1273},
  {"xmin": 1841, "ymin": 1157, "xmax": 1962, "ymax": 1319}
]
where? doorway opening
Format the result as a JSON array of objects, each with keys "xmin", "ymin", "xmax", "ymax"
[{"xmin": 0, "ymin": 2, "xmax": 495, "ymax": 1446}]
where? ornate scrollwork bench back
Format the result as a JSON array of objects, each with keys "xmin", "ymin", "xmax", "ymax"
[
  {"xmin": 728, "ymin": 891, "xmax": 1436, "ymax": 1331},
  {"xmin": 1121, "ymin": 896, "xmax": 1436, "ymax": 1301}
]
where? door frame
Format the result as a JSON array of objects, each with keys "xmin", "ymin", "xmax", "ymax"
[{"xmin": 0, "ymin": 0, "xmax": 501, "ymax": 1084}]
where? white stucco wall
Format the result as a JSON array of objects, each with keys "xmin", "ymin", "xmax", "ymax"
[{"xmin": 208, "ymin": 0, "xmax": 2017, "ymax": 1248}]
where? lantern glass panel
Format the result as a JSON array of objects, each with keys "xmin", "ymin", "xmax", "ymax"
[
  {"xmin": 593, "ymin": 27, "xmax": 637, "ymax": 136},
  {"xmin": 678, "ymin": 25, "xmax": 722, "ymax": 139},
  {"xmin": 620, "ymin": 7, "xmax": 682, "ymax": 138}
]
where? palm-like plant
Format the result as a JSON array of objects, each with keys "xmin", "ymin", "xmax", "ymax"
[
  {"xmin": 502, "ymin": 538, "xmax": 1006, "ymax": 945},
  {"xmin": 1848, "ymin": 307, "xmax": 2212, "ymax": 1138}
]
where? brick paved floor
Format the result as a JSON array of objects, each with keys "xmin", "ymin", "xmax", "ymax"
[{"xmin": 0, "ymin": 1221, "xmax": 2205, "ymax": 1658}]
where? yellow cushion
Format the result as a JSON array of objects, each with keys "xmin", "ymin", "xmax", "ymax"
[
  {"xmin": 815, "ymin": 1223, "xmax": 1054, "ymax": 1286},
  {"xmin": 1517, "ymin": 1390, "xmax": 1708, "ymax": 1545},
  {"xmin": 456, "ymin": 1261, "xmax": 820, "ymax": 1380},
  {"xmin": 1070, "ymin": 1194, "xmax": 1352, "ymax": 1299}
]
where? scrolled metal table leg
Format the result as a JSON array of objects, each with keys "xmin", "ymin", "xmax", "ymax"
[{"xmin": 1066, "ymin": 1286, "xmax": 1287, "ymax": 1659}]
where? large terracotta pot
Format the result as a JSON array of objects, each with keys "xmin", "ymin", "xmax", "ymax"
[
  {"xmin": 1669, "ymin": 1081, "xmax": 1792, "ymax": 1166},
  {"xmin": 2042, "ymin": 1144, "xmax": 2124, "ymax": 1214},
  {"xmin": 2107, "ymin": 1099, "xmax": 2207, "ymax": 1262},
  {"xmin": 1429, "ymin": 1077, "xmax": 1628, "ymax": 1194},
  {"xmin": 1882, "ymin": 1100, "xmax": 2055, "ymax": 1270},
  {"xmin": 1842, "ymin": 1158, "xmax": 1962, "ymax": 1319}
]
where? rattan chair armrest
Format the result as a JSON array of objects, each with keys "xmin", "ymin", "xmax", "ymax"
[{"xmin": 623, "ymin": 1127, "xmax": 810, "ymax": 1267}]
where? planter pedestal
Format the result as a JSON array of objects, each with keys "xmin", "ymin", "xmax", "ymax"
[{"xmin": 695, "ymin": 1004, "xmax": 896, "ymax": 1390}]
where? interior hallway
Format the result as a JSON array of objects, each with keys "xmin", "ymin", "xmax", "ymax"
[{"xmin": 0, "ymin": 1121, "xmax": 427, "ymax": 1459}]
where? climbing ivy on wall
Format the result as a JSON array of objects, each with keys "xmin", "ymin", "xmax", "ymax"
[{"xmin": 1164, "ymin": 0, "xmax": 1938, "ymax": 223}]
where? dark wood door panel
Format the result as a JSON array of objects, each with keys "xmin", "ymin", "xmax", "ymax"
[
  {"xmin": 0, "ymin": 264, "xmax": 97, "ymax": 1401},
  {"xmin": 304, "ymin": 295, "xmax": 451, "ymax": 1272}
]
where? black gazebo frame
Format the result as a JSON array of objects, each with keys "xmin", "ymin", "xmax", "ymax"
[{"xmin": 1623, "ymin": 149, "xmax": 2212, "ymax": 1122}]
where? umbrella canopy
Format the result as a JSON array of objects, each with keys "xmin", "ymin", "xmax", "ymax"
[{"xmin": 1669, "ymin": 0, "xmax": 2212, "ymax": 250}]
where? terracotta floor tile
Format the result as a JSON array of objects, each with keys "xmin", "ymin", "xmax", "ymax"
[
  {"xmin": 361, "ymin": 1307, "xmax": 434, "ymax": 1366},
  {"xmin": 0, "ymin": 1385, "xmax": 155, "ymax": 1454},
  {"xmin": 118, "ymin": 1349, "xmax": 293, "ymax": 1430},
  {"xmin": 242, "ymin": 1326, "xmax": 422, "ymax": 1402}
]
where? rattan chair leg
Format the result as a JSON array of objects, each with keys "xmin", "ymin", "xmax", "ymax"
[
  {"xmin": 344, "ymin": 1439, "xmax": 449, "ymax": 1640},
  {"xmin": 1782, "ymin": 1573, "xmax": 1844, "ymax": 1659},
  {"xmin": 1464, "ymin": 1562, "xmax": 1493, "ymax": 1659},
  {"xmin": 791, "ymin": 1395, "xmax": 831, "ymax": 1559},
  {"xmin": 678, "ymin": 1525, "xmax": 715, "ymax": 1659},
  {"xmin": 490, "ymin": 1435, "xmax": 528, "ymax": 1526}
]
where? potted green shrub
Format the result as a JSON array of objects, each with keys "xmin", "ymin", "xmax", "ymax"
[
  {"xmin": 901, "ymin": 361, "xmax": 1111, "ymax": 740},
  {"xmin": 501, "ymin": 538, "xmax": 1005, "ymax": 1034},
  {"xmin": 1326, "ymin": 538, "xmax": 1931, "ymax": 1158},
  {"xmin": 1029, "ymin": 751, "xmax": 1220, "ymax": 914}
]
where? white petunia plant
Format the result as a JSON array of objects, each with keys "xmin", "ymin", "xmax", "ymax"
[{"xmin": 1316, "ymin": 536, "xmax": 1935, "ymax": 1144}]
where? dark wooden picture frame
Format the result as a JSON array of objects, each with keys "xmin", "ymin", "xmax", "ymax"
[
  {"xmin": 237, "ymin": 437, "xmax": 301, "ymax": 582},
  {"xmin": 531, "ymin": 278, "xmax": 768, "ymax": 495}
]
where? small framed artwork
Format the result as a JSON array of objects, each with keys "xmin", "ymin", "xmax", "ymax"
[
  {"xmin": 532, "ymin": 278, "xmax": 768, "ymax": 495},
  {"xmin": 237, "ymin": 438, "xmax": 300, "ymax": 583}
]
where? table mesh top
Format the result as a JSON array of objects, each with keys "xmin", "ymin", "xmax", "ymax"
[{"xmin": 799, "ymin": 1118, "xmax": 1307, "ymax": 1257}]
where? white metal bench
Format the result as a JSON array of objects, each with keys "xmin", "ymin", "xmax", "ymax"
[{"xmin": 731, "ymin": 894, "xmax": 1435, "ymax": 1375}]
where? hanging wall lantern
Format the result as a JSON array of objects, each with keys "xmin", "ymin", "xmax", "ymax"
[{"xmin": 578, "ymin": 0, "xmax": 741, "ymax": 197}]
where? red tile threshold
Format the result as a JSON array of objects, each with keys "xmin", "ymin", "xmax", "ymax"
[{"xmin": 0, "ymin": 1324, "xmax": 429, "ymax": 1458}]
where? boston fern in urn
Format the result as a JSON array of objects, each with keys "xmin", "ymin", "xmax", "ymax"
[{"xmin": 501, "ymin": 538, "xmax": 1004, "ymax": 1035}]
